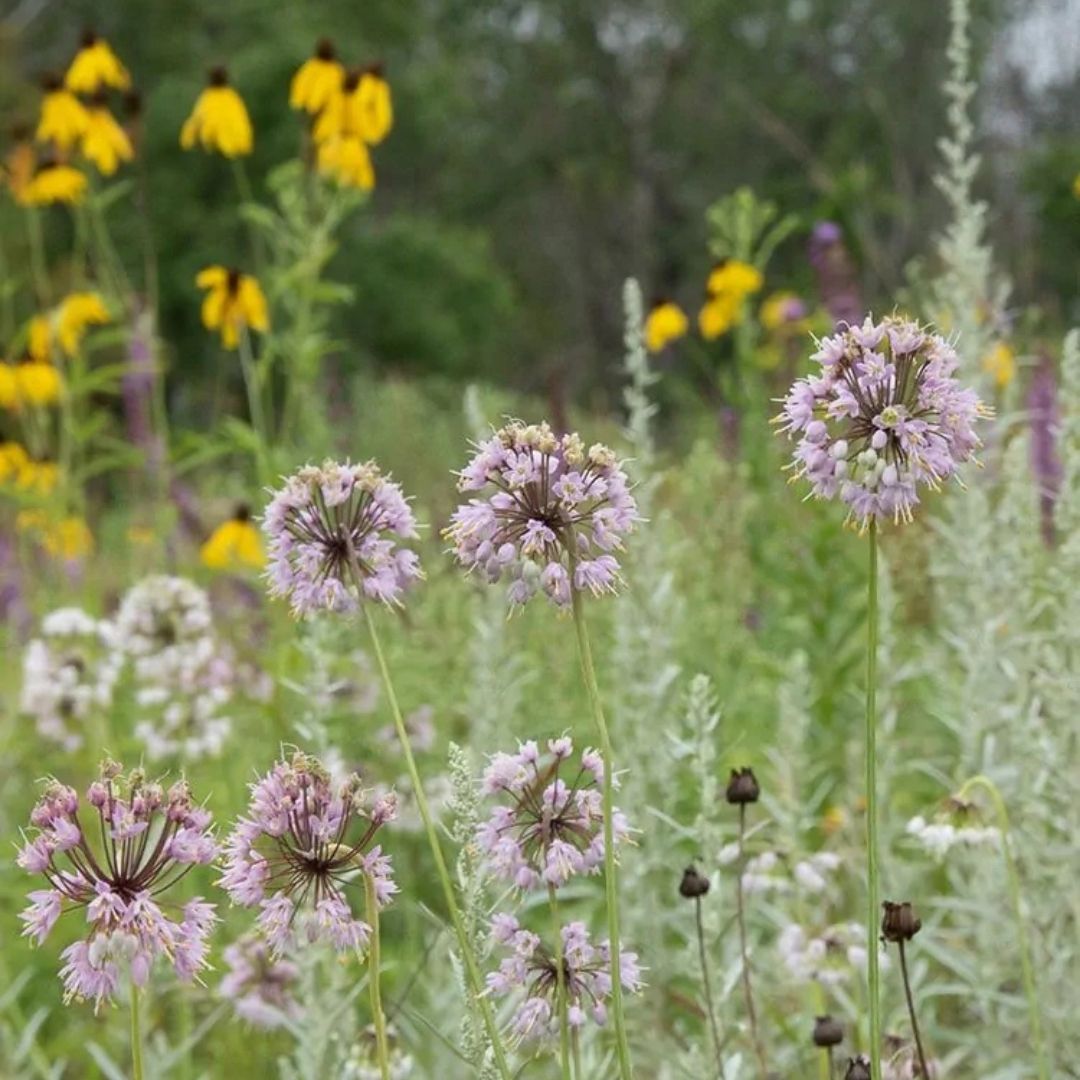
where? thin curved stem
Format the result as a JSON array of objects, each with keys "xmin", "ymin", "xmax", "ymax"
[
  {"xmin": 736, "ymin": 805, "xmax": 768, "ymax": 1078},
  {"xmin": 237, "ymin": 328, "xmax": 271, "ymax": 487},
  {"xmin": 695, "ymin": 895, "xmax": 724, "ymax": 1078},
  {"xmin": 548, "ymin": 884, "xmax": 572, "ymax": 1080},
  {"xmin": 358, "ymin": 599, "xmax": 513, "ymax": 1080},
  {"xmin": 865, "ymin": 520, "xmax": 882, "ymax": 1080},
  {"xmin": 956, "ymin": 774, "xmax": 1049, "ymax": 1080},
  {"xmin": 897, "ymin": 942, "xmax": 930, "ymax": 1080},
  {"xmin": 130, "ymin": 982, "xmax": 144, "ymax": 1080},
  {"xmin": 363, "ymin": 872, "xmax": 391, "ymax": 1080},
  {"xmin": 568, "ymin": 580, "xmax": 633, "ymax": 1080}
]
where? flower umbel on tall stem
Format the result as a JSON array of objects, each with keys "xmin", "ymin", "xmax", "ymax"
[{"xmin": 17, "ymin": 761, "xmax": 218, "ymax": 1010}]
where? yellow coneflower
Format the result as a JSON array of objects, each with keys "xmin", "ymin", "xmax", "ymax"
[
  {"xmin": 28, "ymin": 314, "xmax": 52, "ymax": 362},
  {"xmin": 316, "ymin": 136, "xmax": 375, "ymax": 191},
  {"xmin": 57, "ymin": 292, "xmax": 110, "ymax": 355},
  {"xmin": 14, "ymin": 458, "xmax": 59, "ymax": 495},
  {"xmin": 36, "ymin": 75, "xmax": 89, "ymax": 151},
  {"xmin": 81, "ymin": 99, "xmax": 134, "ymax": 176},
  {"xmin": 0, "ymin": 363, "xmax": 19, "ymax": 410},
  {"xmin": 760, "ymin": 291, "xmax": 807, "ymax": 334},
  {"xmin": 15, "ymin": 357, "xmax": 63, "ymax": 407},
  {"xmin": 982, "ymin": 341, "xmax": 1016, "ymax": 390},
  {"xmin": 22, "ymin": 162, "xmax": 87, "ymax": 206},
  {"xmin": 290, "ymin": 39, "xmax": 345, "ymax": 115},
  {"xmin": 0, "ymin": 440, "xmax": 28, "ymax": 482},
  {"xmin": 643, "ymin": 299, "xmax": 688, "ymax": 353},
  {"xmin": 706, "ymin": 259, "xmax": 763, "ymax": 299},
  {"xmin": 313, "ymin": 65, "xmax": 393, "ymax": 146},
  {"xmin": 65, "ymin": 31, "xmax": 131, "ymax": 94},
  {"xmin": 2, "ymin": 127, "xmax": 36, "ymax": 206},
  {"xmin": 196, "ymin": 266, "xmax": 269, "ymax": 349},
  {"xmin": 19, "ymin": 512, "xmax": 94, "ymax": 561},
  {"xmin": 200, "ymin": 505, "xmax": 265, "ymax": 570},
  {"xmin": 180, "ymin": 68, "xmax": 253, "ymax": 158},
  {"xmin": 822, "ymin": 805, "xmax": 848, "ymax": 836},
  {"xmin": 698, "ymin": 293, "xmax": 740, "ymax": 341}
]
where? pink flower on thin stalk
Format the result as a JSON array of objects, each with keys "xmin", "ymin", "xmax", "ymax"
[
  {"xmin": 446, "ymin": 421, "xmax": 639, "ymax": 608},
  {"xmin": 220, "ymin": 751, "xmax": 397, "ymax": 956},
  {"xmin": 17, "ymin": 762, "xmax": 218, "ymax": 1010}
]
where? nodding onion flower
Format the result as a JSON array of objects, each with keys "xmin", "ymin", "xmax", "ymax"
[
  {"xmin": 17, "ymin": 762, "xmax": 218, "ymax": 1010},
  {"xmin": 220, "ymin": 751, "xmax": 397, "ymax": 956}
]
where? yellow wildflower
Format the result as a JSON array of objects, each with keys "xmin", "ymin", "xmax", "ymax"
[
  {"xmin": 643, "ymin": 300, "xmax": 688, "ymax": 353},
  {"xmin": 759, "ymin": 291, "xmax": 808, "ymax": 334},
  {"xmin": 196, "ymin": 266, "xmax": 269, "ymax": 349},
  {"xmin": 0, "ymin": 363, "xmax": 18, "ymax": 410},
  {"xmin": 81, "ymin": 102, "xmax": 134, "ymax": 176},
  {"xmin": 982, "ymin": 341, "xmax": 1016, "ymax": 390},
  {"xmin": 15, "ymin": 459, "xmax": 60, "ymax": 495},
  {"xmin": 23, "ymin": 163, "xmax": 87, "ymax": 206},
  {"xmin": 36, "ymin": 76, "xmax": 90, "ymax": 151},
  {"xmin": 200, "ymin": 506, "xmax": 265, "ymax": 570},
  {"xmin": 28, "ymin": 315, "xmax": 52, "ymax": 362},
  {"xmin": 57, "ymin": 292, "xmax": 110, "ymax": 355},
  {"xmin": 290, "ymin": 39, "xmax": 345, "ymax": 115},
  {"xmin": 0, "ymin": 441, "xmax": 28, "ymax": 482},
  {"xmin": 706, "ymin": 259, "xmax": 763, "ymax": 299},
  {"xmin": 19, "ymin": 512, "xmax": 93, "ymax": 561},
  {"xmin": 698, "ymin": 293, "xmax": 740, "ymax": 341},
  {"xmin": 1073, "ymin": 173, "xmax": 1080, "ymax": 200},
  {"xmin": 314, "ymin": 65, "xmax": 393, "ymax": 145},
  {"xmin": 180, "ymin": 68, "xmax": 253, "ymax": 158},
  {"xmin": 2, "ymin": 132, "xmax": 36, "ymax": 205},
  {"xmin": 316, "ymin": 136, "xmax": 375, "ymax": 191},
  {"xmin": 65, "ymin": 32, "xmax": 131, "ymax": 93},
  {"xmin": 822, "ymin": 805, "xmax": 848, "ymax": 836},
  {"xmin": 16, "ymin": 358, "xmax": 63, "ymax": 407}
]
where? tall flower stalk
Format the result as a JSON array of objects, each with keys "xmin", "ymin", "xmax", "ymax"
[
  {"xmin": 865, "ymin": 521, "xmax": 881, "ymax": 1075},
  {"xmin": 262, "ymin": 461, "xmax": 512, "ymax": 1079}
]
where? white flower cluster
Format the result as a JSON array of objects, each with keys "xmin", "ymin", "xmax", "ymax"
[
  {"xmin": 906, "ymin": 815, "xmax": 1000, "ymax": 860},
  {"xmin": 340, "ymin": 1029, "xmax": 413, "ymax": 1080},
  {"xmin": 777, "ymin": 921, "xmax": 889, "ymax": 986},
  {"xmin": 718, "ymin": 846, "xmax": 843, "ymax": 896},
  {"xmin": 19, "ymin": 608, "xmax": 122, "ymax": 750}
]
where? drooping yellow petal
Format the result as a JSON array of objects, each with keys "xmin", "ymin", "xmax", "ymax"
[
  {"xmin": 238, "ymin": 277, "xmax": 269, "ymax": 332},
  {"xmin": 196, "ymin": 265, "xmax": 229, "ymax": 289},
  {"xmin": 0, "ymin": 365, "xmax": 18, "ymax": 411},
  {"xmin": 643, "ymin": 301, "xmax": 688, "ymax": 353},
  {"xmin": 290, "ymin": 42, "xmax": 345, "ymax": 114},
  {"xmin": 201, "ymin": 515, "xmax": 265, "ymax": 570},
  {"xmin": 28, "ymin": 315, "xmax": 51, "ymax": 362},
  {"xmin": 57, "ymin": 292, "xmax": 110, "ymax": 355},
  {"xmin": 80, "ymin": 105, "xmax": 134, "ymax": 176},
  {"xmin": 982, "ymin": 341, "xmax": 1016, "ymax": 390},
  {"xmin": 36, "ymin": 85, "xmax": 90, "ymax": 151},
  {"xmin": 357, "ymin": 70, "xmax": 393, "ymax": 145},
  {"xmin": 16, "ymin": 360, "xmax": 63, "ymax": 406},
  {"xmin": 180, "ymin": 72, "xmax": 253, "ymax": 158},
  {"xmin": 23, "ymin": 164, "xmax": 87, "ymax": 206},
  {"xmin": 65, "ymin": 36, "xmax": 131, "ymax": 94},
  {"xmin": 317, "ymin": 136, "xmax": 374, "ymax": 190}
]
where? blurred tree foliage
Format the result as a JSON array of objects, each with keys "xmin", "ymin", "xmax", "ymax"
[{"xmin": 2, "ymin": 0, "xmax": 1074, "ymax": 418}]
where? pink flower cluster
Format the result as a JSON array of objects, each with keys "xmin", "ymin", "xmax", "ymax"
[
  {"xmin": 487, "ymin": 914, "xmax": 643, "ymax": 1043},
  {"xmin": 477, "ymin": 737, "xmax": 629, "ymax": 890},
  {"xmin": 221, "ymin": 752, "xmax": 397, "ymax": 955},
  {"xmin": 264, "ymin": 461, "xmax": 422, "ymax": 616},
  {"xmin": 447, "ymin": 421, "xmax": 639, "ymax": 608},
  {"xmin": 219, "ymin": 933, "xmax": 302, "ymax": 1029},
  {"xmin": 17, "ymin": 764, "xmax": 218, "ymax": 1010},
  {"xmin": 777, "ymin": 316, "xmax": 988, "ymax": 529}
]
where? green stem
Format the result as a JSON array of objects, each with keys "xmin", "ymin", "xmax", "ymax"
[
  {"xmin": 130, "ymin": 982, "xmax": 144, "ymax": 1080},
  {"xmin": 548, "ymin": 883, "xmax": 572, "ymax": 1080},
  {"xmin": 237, "ymin": 328, "xmax": 271, "ymax": 487},
  {"xmin": 695, "ymin": 894, "xmax": 725, "ymax": 1079},
  {"xmin": 568, "ymin": 577, "xmax": 633, "ymax": 1080},
  {"xmin": 956, "ymin": 774, "xmax": 1049, "ymax": 1080},
  {"xmin": 363, "ymin": 871, "xmax": 391, "ymax": 1080},
  {"xmin": 736, "ymin": 804, "xmax": 767, "ymax": 1077},
  {"xmin": 571, "ymin": 1028, "xmax": 583, "ymax": 1080},
  {"xmin": 865, "ymin": 520, "xmax": 882, "ymax": 1080},
  {"xmin": 896, "ymin": 942, "xmax": 931, "ymax": 1080},
  {"xmin": 25, "ymin": 208, "xmax": 50, "ymax": 308},
  {"xmin": 231, "ymin": 159, "xmax": 266, "ymax": 277},
  {"xmin": 358, "ymin": 600, "xmax": 513, "ymax": 1080}
]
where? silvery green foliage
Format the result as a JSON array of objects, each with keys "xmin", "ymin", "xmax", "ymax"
[
  {"xmin": 446, "ymin": 742, "xmax": 498, "ymax": 1079},
  {"xmin": 933, "ymin": 0, "xmax": 1009, "ymax": 383}
]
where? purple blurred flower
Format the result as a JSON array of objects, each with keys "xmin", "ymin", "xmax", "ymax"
[
  {"xmin": 807, "ymin": 221, "xmax": 863, "ymax": 328},
  {"xmin": 264, "ymin": 461, "xmax": 422, "ymax": 617},
  {"xmin": 777, "ymin": 315, "xmax": 989, "ymax": 530},
  {"xmin": 446, "ymin": 421, "xmax": 639, "ymax": 609},
  {"xmin": 17, "ymin": 763, "xmax": 217, "ymax": 1010},
  {"xmin": 1028, "ymin": 356, "xmax": 1063, "ymax": 546},
  {"xmin": 220, "ymin": 751, "xmax": 397, "ymax": 956},
  {"xmin": 219, "ymin": 933, "xmax": 302, "ymax": 1028},
  {"xmin": 477, "ymin": 737, "xmax": 630, "ymax": 890},
  {"xmin": 486, "ymin": 915, "xmax": 643, "ymax": 1043}
]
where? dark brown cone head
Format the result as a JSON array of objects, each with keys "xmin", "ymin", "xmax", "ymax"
[
  {"xmin": 881, "ymin": 900, "xmax": 922, "ymax": 944},
  {"xmin": 80, "ymin": 28, "xmax": 98, "ymax": 48},
  {"xmin": 678, "ymin": 865, "xmax": 710, "ymax": 899},
  {"xmin": 844, "ymin": 1056, "xmax": 872, "ymax": 1080},
  {"xmin": 41, "ymin": 72, "xmax": 63, "ymax": 92},
  {"xmin": 725, "ymin": 767, "xmax": 760, "ymax": 805},
  {"xmin": 315, "ymin": 38, "xmax": 335, "ymax": 61},
  {"xmin": 208, "ymin": 66, "xmax": 229, "ymax": 87},
  {"xmin": 812, "ymin": 1015, "xmax": 844, "ymax": 1048},
  {"xmin": 233, "ymin": 503, "xmax": 252, "ymax": 523}
]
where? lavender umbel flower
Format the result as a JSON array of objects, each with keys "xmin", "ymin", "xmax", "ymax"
[
  {"xmin": 477, "ymin": 738, "xmax": 630, "ymax": 890},
  {"xmin": 446, "ymin": 421, "xmax": 639, "ymax": 608},
  {"xmin": 487, "ymin": 914, "xmax": 643, "ymax": 1041},
  {"xmin": 264, "ymin": 461, "xmax": 422, "ymax": 616},
  {"xmin": 220, "ymin": 752, "xmax": 397, "ymax": 956},
  {"xmin": 777, "ymin": 315, "xmax": 989, "ymax": 529},
  {"xmin": 219, "ymin": 933, "xmax": 302, "ymax": 1028},
  {"xmin": 807, "ymin": 220, "xmax": 863, "ymax": 328},
  {"xmin": 17, "ymin": 762, "xmax": 218, "ymax": 1010}
]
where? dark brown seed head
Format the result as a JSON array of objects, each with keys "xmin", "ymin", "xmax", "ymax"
[
  {"xmin": 844, "ymin": 1056, "xmax": 872, "ymax": 1080},
  {"xmin": 678, "ymin": 864, "xmax": 710, "ymax": 899},
  {"xmin": 208, "ymin": 66, "xmax": 229, "ymax": 87},
  {"xmin": 725, "ymin": 767, "xmax": 760, "ymax": 805},
  {"xmin": 812, "ymin": 1015, "xmax": 844, "ymax": 1048},
  {"xmin": 881, "ymin": 900, "xmax": 922, "ymax": 944}
]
